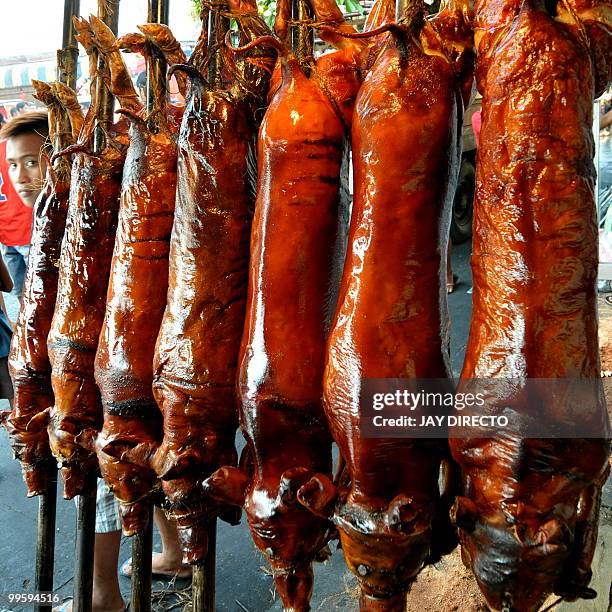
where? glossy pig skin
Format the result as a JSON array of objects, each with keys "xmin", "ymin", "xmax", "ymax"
[
  {"xmin": 556, "ymin": 0, "xmax": 611, "ymax": 98},
  {"xmin": 297, "ymin": 3, "xmax": 474, "ymax": 609},
  {"xmin": 237, "ymin": 54, "xmax": 342, "ymax": 603},
  {"xmin": 450, "ymin": 3, "xmax": 611, "ymax": 611},
  {"xmin": 205, "ymin": 11, "xmax": 396, "ymax": 612},
  {"xmin": 203, "ymin": 3, "xmax": 399, "ymax": 608},
  {"xmin": 46, "ymin": 130, "xmax": 127, "ymax": 499},
  {"xmin": 152, "ymin": 2, "xmax": 275, "ymax": 563},
  {"xmin": 43, "ymin": 18, "xmax": 131, "ymax": 499},
  {"xmin": 95, "ymin": 124, "xmax": 176, "ymax": 534},
  {"xmin": 94, "ymin": 24, "xmax": 185, "ymax": 536},
  {"xmin": 2, "ymin": 82, "xmax": 82, "ymax": 496}
]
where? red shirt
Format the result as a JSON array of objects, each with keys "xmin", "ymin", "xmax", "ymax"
[{"xmin": 0, "ymin": 140, "xmax": 33, "ymax": 246}]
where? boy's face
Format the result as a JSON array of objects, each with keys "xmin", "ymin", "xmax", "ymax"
[{"xmin": 5, "ymin": 132, "xmax": 47, "ymax": 207}]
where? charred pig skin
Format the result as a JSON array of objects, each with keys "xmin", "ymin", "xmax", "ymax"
[{"xmin": 450, "ymin": 2, "xmax": 611, "ymax": 611}]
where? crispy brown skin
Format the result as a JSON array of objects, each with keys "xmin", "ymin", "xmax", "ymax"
[
  {"xmin": 44, "ymin": 18, "xmax": 133, "ymax": 500},
  {"xmin": 2, "ymin": 83, "xmax": 82, "ymax": 496},
  {"xmin": 203, "ymin": 3, "xmax": 397, "ymax": 609},
  {"xmin": 94, "ymin": 118, "xmax": 178, "ymax": 534},
  {"xmin": 299, "ymin": 3, "xmax": 473, "ymax": 610},
  {"xmin": 450, "ymin": 2, "xmax": 611, "ymax": 611},
  {"xmin": 46, "ymin": 130, "xmax": 127, "ymax": 499},
  {"xmin": 152, "ymin": 3, "xmax": 275, "ymax": 562},
  {"xmin": 237, "ymin": 53, "xmax": 343, "ymax": 607},
  {"xmin": 94, "ymin": 24, "xmax": 185, "ymax": 536}
]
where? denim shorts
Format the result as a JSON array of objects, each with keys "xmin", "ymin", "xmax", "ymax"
[{"xmin": 1, "ymin": 244, "xmax": 29, "ymax": 298}]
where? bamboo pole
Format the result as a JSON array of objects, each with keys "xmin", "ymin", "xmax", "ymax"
[
  {"xmin": 93, "ymin": 0, "xmax": 120, "ymax": 151},
  {"xmin": 73, "ymin": 4, "xmax": 120, "ymax": 611},
  {"xmin": 190, "ymin": 9, "xmax": 226, "ymax": 609},
  {"xmin": 57, "ymin": 0, "xmax": 81, "ymax": 88},
  {"xmin": 206, "ymin": 7, "xmax": 230, "ymax": 86},
  {"xmin": 130, "ymin": 4, "xmax": 169, "ymax": 610},
  {"xmin": 395, "ymin": 0, "xmax": 407, "ymax": 19},
  {"xmin": 192, "ymin": 518, "xmax": 217, "ymax": 612},
  {"xmin": 147, "ymin": 0, "xmax": 170, "ymax": 24},
  {"xmin": 145, "ymin": 0, "xmax": 170, "ymax": 114},
  {"xmin": 131, "ymin": 506, "xmax": 153, "ymax": 612},
  {"xmin": 73, "ymin": 475, "xmax": 97, "ymax": 612},
  {"xmin": 34, "ymin": 3, "xmax": 82, "ymax": 610},
  {"xmin": 34, "ymin": 464, "xmax": 57, "ymax": 612},
  {"xmin": 291, "ymin": 0, "xmax": 313, "ymax": 73}
]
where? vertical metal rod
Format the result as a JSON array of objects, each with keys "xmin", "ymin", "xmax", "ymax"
[
  {"xmin": 192, "ymin": 518, "xmax": 217, "ymax": 612},
  {"xmin": 73, "ymin": 476, "xmax": 97, "ymax": 612},
  {"xmin": 131, "ymin": 506, "xmax": 154, "ymax": 612},
  {"xmin": 34, "ymin": 465, "xmax": 57, "ymax": 612}
]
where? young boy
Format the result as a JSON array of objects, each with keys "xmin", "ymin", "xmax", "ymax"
[{"xmin": 0, "ymin": 111, "xmax": 49, "ymax": 302}]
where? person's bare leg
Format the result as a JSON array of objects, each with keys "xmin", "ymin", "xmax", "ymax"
[
  {"xmin": 121, "ymin": 508, "xmax": 190, "ymax": 577},
  {"xmin": 56, "ymin": 530, "xmax": 125, "ymax": 612},
  {"xmin": 92, "ymin": 530, "xmax": 125, "ymax": 612},
  {"xmin": 151, "ymin": 508, "xmax": 190, "ymax": 575}
]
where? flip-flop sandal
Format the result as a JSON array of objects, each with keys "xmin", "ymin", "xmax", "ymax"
[
  {"xmin": 53, "ymin": 599, "xmax": 129, "ymax": 612},
  {"xmin": 52, "ymin": 600, "xmax": 73, "ymax": 612},
  {"xmin": 120, "ymin": 557, "xmax": 192, "ymax": 581}
]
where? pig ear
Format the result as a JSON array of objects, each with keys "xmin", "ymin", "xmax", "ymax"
[
  {"xmin": 278, "ymin": 467, "xmax": 311, "ymax": 505},
  {"xmin": 74, "ymin": 427, "xmax": 98, "ymax": 451},
  {"xmin": 97, "ymin": 439, "xmax": 155, "ymax": 469},
  {"xmin": 386, "ymin": 494, "xmax": 435, "ymax": 535},
  {"xmin": 26, "ymin": 408, "xmax": 51, "ymax": 431},
  {"xmin": 120, "ymin": 442, "xmax": 157, "ymax": 469},
  {"xmin": 297, "ymin": 473, "xmax": 337, "ymax": 519},
  {"xmin": 451, "ymin": 496, "xmax": 478, "ymax": 533},
  {"xmin": 203, "ymin": 466, "xmax": 248, "ymax": 508}
]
